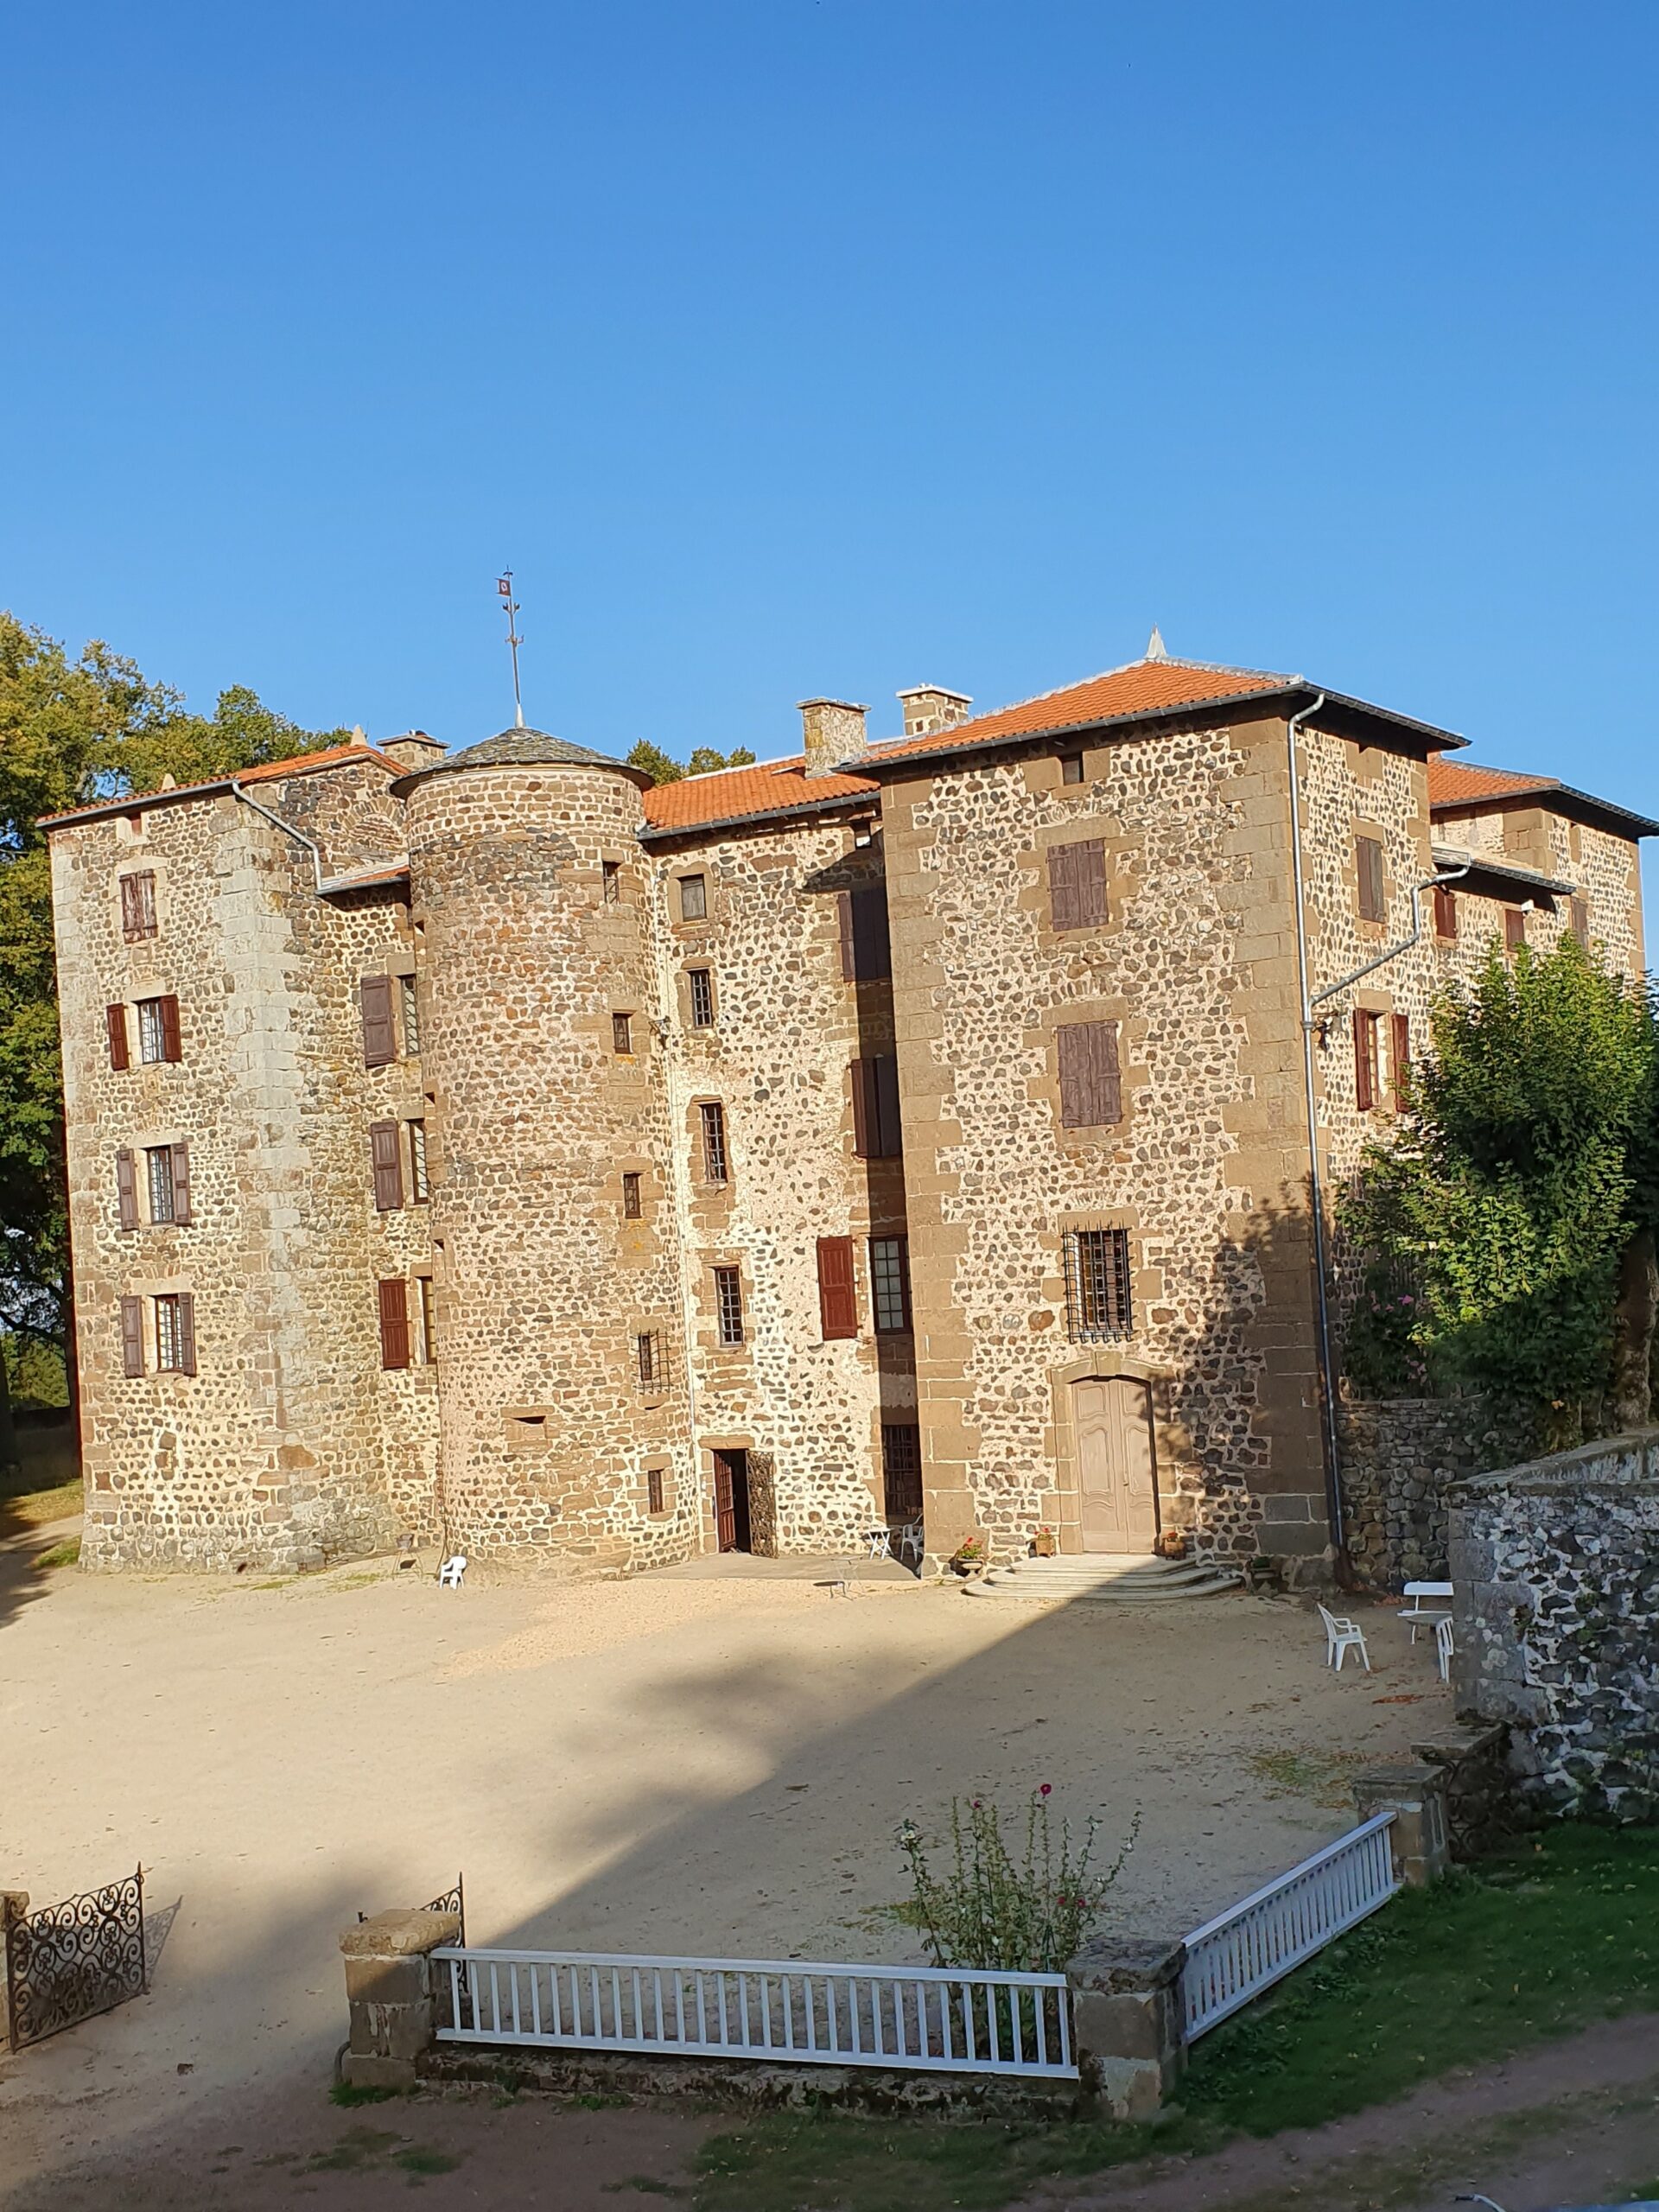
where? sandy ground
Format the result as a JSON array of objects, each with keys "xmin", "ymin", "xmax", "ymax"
[{"xmin": 0, "ymin": 1514, "xmax": 1452, "ymax": 2200}]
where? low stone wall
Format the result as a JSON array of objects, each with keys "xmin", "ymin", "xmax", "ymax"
[
  {"xmin": 1338, "ymin": 1395, "xmax": 1530, "ymax": 1589},
  {"xmin": 1450, "ymin": 1428, "xmax": 1659, "ymax": 1821}
]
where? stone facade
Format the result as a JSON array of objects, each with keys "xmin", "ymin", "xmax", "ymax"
[
  {"xmin": 1450, "ymin": 1430, "xmax": 1659, "ymax": 1820},
  {"xmin": 44, "ymin": 654, "xmax": 1650, "ymax": 1576},
  {"xmin": 1336, "ymin": 1395, "xmax": 1533, "ymax": 1588}
]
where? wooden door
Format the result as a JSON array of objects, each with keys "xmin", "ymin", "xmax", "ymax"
[
  {"xmin": 1074, "ymin": 1378, "xmax": 1158, "ymax": 1553},
  {"xmin": 713, "ymin": 1450, "xmax": 752, "ymax": 1553}
]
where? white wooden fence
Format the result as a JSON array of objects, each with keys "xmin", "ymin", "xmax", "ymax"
[
  {"xmin": 1180, "ymin": 1810, "xmax": 1399, "ymax": 2039},
  {"xmin": 434, "ymin": 1947, "xmax": 1077, "ymax": 2079}
]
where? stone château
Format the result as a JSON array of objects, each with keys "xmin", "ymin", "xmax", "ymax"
[{"xmin": 43, "ymin": 645, "xmax": 1653, "ymax": 1575}]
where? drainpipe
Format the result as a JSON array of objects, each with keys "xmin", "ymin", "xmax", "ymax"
[{"xmin": 229, "ymin": 779, "xmax": 327, "ymax": 891}]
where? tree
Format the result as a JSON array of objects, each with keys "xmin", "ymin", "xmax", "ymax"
[
  {"xmin": 1341, "ymin": 936, "xmax": 1659, "ymax": 1448},
  {"xmin": 0, "ymin": 613, "xmax": 346, "ymax": 1457},
  {"xmin": 626, "ymin": 739, "xmax": 756, "ymax": 786}
]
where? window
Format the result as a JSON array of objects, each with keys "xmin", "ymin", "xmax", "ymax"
[
  {"xmin": 678, "ymin": 874, "xmax": 708, "ymax": 922},
  {"xmin": 850, "ymin": 1056, "xmax": 902, "ymax": 1158},
  {"xmin": 869, "ymin": 1236, "xmax": 912, "ymax": 1333},
  {"xmin": 120, "ymin": 1295, "xmax": 144, "ymax": 1377},
  {"xmin": 359, "ymin": 976, "xmax": 396, "ymax": 1067},
  {"xmin": 816, "ymin": 1236, "xmax": 859, "ymax": 1340},
  {"xmin": 1433, "ymin": 885, "xmax": 1459, "ymax": 939},
  {"xmin": 119, "ymin": 870, "xmax": 157, "ymax": 942},
  {"xmin": 377, "ymin": 1278, "xmax": 410, "ymax": 1370},
  {"xmin": 687, "ymin": 968, "xmax": 715, "ymax": 1028},
  {"xmin": 700, "ymin": 1101, "xmax": 729, "ymax": 1184},
  {"xmin": 1064, "ymin": 1229, "xmax": 1133, "ymax": 1342},
  {"xmin": 622, "ymin": 1171, "xmax": 643, "ymax": 1220},
  {"xmin": 1390, "ymin": 1013, "xmax": 1411, "ymax": 1109},
  {"xmin": 415, "ymin": 1274, "xmax": 436, "ymax": 1363},
  {"xmin": 836, "ymin": 887, "xmax": 892, "ymax": 981},
  {"xmin": 407, "ymin": 1119, "xmax": 429, "ymax": 1203},
  {"xmin": 1353, "ymin": 1008, "xmax": 1381, "ymax": 1112},
  {"xmin": 506, "ymin": 1412, "xmax": 548, "ymax": 1448},
  {"xmin": 370, "ymin": 1120, "xmax": 404, "ymax": 1211},
  {"xmin": 1060, "ymin": 753, "xmax": 1084, "ymax": 786},
  {"xmin": 645, "ymin": 1464, "xmax": 667, "ymax": 1516},
  {"xmin": 603, "ymin": 860, "xmax": 621, "ymax": 905},
  {"xmin": 613, "ymin": 1011, "xmax": 633, "ymax": 1055},
  {"xmin": 1356, "ymin": 836, "xmax": 1386, "ymax": 923},
  {"xmin": 635, "ymin": 1331, "xmax": 667, "ymax": 1389},
  {"xmin": 881, "ymin": 1423, "xmax": 923, "ymax": 1519},
  {"xmin": 1570, "ymin": 894, "xmax": 1590, "ymax": 948},
  {"xmin": 1047, "ymin": 841, "xmax": 1108, "ymax": 931},
  {"xmin": 155, "ymin": 1292, "xmax": 197, "ymax": 1374},
  {"xmin": 106, "ymin": 1002, "xmax": 130, "ymax": 1071},
  {"xmin": 1504, "ymin": 906, "xmax": 1527, "ymax": 953},
  {"xmin": 1057, "ymin": 1021, "xmax": 1122, "ymax": 1128},
  {"xmin": 146, "ymin": 1142, "xmax": 191, "ymax": 1225},
  {"xmin": 137, "ymin": 995, "xmax": 181, "ymax": 1065},
  {"xmin": 714, "ymin": 1265, "xmax": 745, "ymax": 1345},
  {"xmin": 399, "ymin": 975, "xmax": 421, "ymax": 1057},
  {"xmin": 116, "ymin": 1147, "xmax": 138, "ymax": 1233}
]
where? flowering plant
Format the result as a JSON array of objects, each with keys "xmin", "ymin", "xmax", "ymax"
[
  {"xmin": 948, "ymin": 1534, "xmax": 987, "ymax": 1568},
  {"xmin": 894, "ymin": 1788, "xmax": 1139, "ymax": 1973}
]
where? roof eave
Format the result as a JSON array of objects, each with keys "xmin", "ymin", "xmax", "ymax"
[
  {"xmin": 40, "ymin": 748, "xmax": 404, "ymax": 832},
  {"xmin": 639, "ymin": 786, "xmax": 876, "ymax": 844},
  {"xmin": 1433, "ymin": 844, "xmax": 1577, "ymax": 899},
  {"xmin": 1432, "ymin": 785, "xmax": 1659, "ymax": 841}
]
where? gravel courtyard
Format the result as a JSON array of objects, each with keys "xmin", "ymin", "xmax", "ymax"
[{"xmin": 0, "ymin": 1517, "xmax": 1451, "ymax": 2197}]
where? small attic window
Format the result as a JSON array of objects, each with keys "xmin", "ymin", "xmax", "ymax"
[{"xmin": 1060, "ymin": 753, "xmax": 1084, "ymax": 786}]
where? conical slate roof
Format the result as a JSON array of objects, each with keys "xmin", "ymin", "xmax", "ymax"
[{"xmin": 391, "ymin": 724, "xmax": 652, "ymax": 795}]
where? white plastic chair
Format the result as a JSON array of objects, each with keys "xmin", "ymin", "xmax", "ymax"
[
  {"xmin": 1435, "ymin": 1614, "xmax": 1455, "ymax": 1682},
  {"xmin": 1317, "ymin": 1601, "xmax": 1370, "ymax": 1672},
  {"xmin": 894, "ymin": 1521, "xmax": 924, "ymax": 1567},
  {"xmin": 1401, "ymin": 1580, "xmax": 1455, "ymax": 1643},
  {"xmin": 437, "ymin": 1554, "xmax": 467, "ymax": 1587},
  {"xmin": 865, "ymin": 1529, "xmax": 891, "ymax": 1560}
]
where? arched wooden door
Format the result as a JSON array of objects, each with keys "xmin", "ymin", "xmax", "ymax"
[{"xmin": 1073, "ymin": 1377, "xmax": 1159, "ymax": 1553}]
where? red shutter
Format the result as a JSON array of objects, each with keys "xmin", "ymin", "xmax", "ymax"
[
  {"xmin": 873, "ymin": 1055, "xmax": 901, "ymax": 1156},
  {"xmin": 1390, "ymin": 1014, "xmax": 1411, "ymax": 1106},
  {"xmin": 1433, "ymin": 886, "xmax": 1459, "ymax": 938},
  {"xmin": 817, "ymin": 1236, "xmax": 859, "ymax": 1339},
  {"xmin": 170, "ymin": 1141, "xmax": 193, "ymax": 1225},
  {"xmin": 120, "ymin": 1295, "xmax": 144, "ymax": 1376},
  {"xmin": 106, "ymin": 1003, "xmax": 130, "ymax": 1071},
  {"xmin": 1354, "ymin": 1009, "xmax": 1378, "ymax": 1111},
  {"xmin": 158, "ymin": 994, "xmax": 182, "ymax": 1063},
  {"xmin": 836, "ymin": 893, "xmax": 856, "ymax": 980},
  {"xmin": 369, "ymin": 1120, "xmax": 404, "ymax": 1211},
  {"xmin": 378, "ymin": 1278, "xmax": 410, "ymax": 1369},
  {"xmin": 359, "ymin": 976, "xmax": 396, "ymax": 1067},
  {"xmin": 849, "ymin": 1058, "xmax": 870, "ymax": 1158},
  {"xmin": 116, "ymin": 1148, "xmax": 138, "ymax": 1232},
  {"xmin": 175, "ymin": 1293, "xmax": 197, "ymax": 1376}
]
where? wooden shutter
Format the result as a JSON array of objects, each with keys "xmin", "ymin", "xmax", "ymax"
[
  {"xmin": 116, "ymin": 1147, "xmax": 138, "ymax": 1232},
  {"xmin": 849, "ymin": 1058, "xmax": 869, "ymax": 1157},
  {"xmin": 1433, "ymin": 885, "xmax": 1458, "ymax": 938},
  {"xmin": 1570, "ymin": 894, "xmax": 1590, "ymax": 946},
  {"xmin": 369, "ymin": 1119, "xmax": 404, "ymax": 1210},
  {"xmin": 836, "ymin": 893, "xmax": 856, "ymax": 980},
  {"xmin": 1353, "ymin": 1009, "xmax": 1378, "ymax": 1111},
  {"xmin": 378, "ymin": 1277, "xmax": 410, "ymax": 1369},
  {"xmin": 106, "ymin": 1002, "xmax": 130, "ymax": 1071},
  {"xmin": 359, "ymin": 976, "xmax": 396, "ymax": 1067},
  {"xmin": 849, "ymin": 887, "xmax": 891, "ymax": 980},
  {"xmin": 816, "ymin": 1236, "xmax": 859, "ymax": 1339},
  {"xmin": 1058, "ymin": 1021, "xmax": 1121, "ymax": 1128},
  {"xmin": 1390, "ymin": 1014, "xmax": 1410, "ymax": 1106},
  {"xmin": 170, "ymin": 1141, "xmax": 193, "ymax": 1225},
  {"xmin": 158, "ymin": 994, "xmax": 182, "ymax": 1063},
  {"xmin": 175, "ymin": 1293, "xmax": 197, "ymax": 1376},
  {"xmin": 1504, "ymin": 907, "xmax": 1526, "ymax": 952},
  {"xmin": 120, "ymin": 870, "xmax": 156, "ymax": 940},
  {"xmin": 1048, "ymin": 841, "xmax": 1106, "ymax": 930},
  {"xmin": 873, "ymin": 1055, "xmax": 901, "ymax": 1155},
  {"xmin": 119, "ymin": 1295, "xmax": 144, "ymax": 1376},
  {"xmin": 1357, "ymin": 836, "xmax": 1385, "ymax": 921}
]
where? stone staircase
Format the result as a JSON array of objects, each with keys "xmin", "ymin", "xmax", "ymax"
[{"xmin": 961, "ymin": 1551, "xmax": 1242, "ymax": 1605}]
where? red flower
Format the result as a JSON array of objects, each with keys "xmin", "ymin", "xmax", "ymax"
[{"xmin": 1039, "ymin": 1783, "xmax": 1052, "ymax": 1797}]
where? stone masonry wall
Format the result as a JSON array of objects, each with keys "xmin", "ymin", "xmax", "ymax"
[
  {"xmin": 1336, "ymin": 1395, "xmax": 1531, "ymax": 1588},
  {"xmin": 1451, "ymin": 1430, "xmax": 1659, "ymax": 1820}
]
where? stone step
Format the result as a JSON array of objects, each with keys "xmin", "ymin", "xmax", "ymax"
[{"xmin": 962, "ymin": 1552, "xmax": 1242, "ymax": 1604}]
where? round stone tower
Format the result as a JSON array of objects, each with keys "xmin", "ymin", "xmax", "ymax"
[{"xmin": 397, "ymin": 728, "xmax": 695, "ymax": 1564}]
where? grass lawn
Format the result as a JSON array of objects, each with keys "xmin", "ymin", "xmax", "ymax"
[
  {"xmin": 692, "ymin": 1821, "xmax": 1659, "ymax": 2212},
  {"xmin": 1, "ymin": 1419, "xmax": 82, "ymax": 1526}
]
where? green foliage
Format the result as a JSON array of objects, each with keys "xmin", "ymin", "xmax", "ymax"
[
  {"xmin": 0, "ymin": 613, "xmax": 346, "ymax": 1360},
  {"xmin": 1341, "ymin": 937, "xmax": 1659, "ymax": 1439},
  {"xmin": 626, "ymin": 738, "xmax": 757, "ymax": 785},
  {"xmin": 894, "ymin": 1789, "xmax": 1137, "ymax": 1973}
]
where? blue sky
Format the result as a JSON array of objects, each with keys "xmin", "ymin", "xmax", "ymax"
[{"xmin": 4, "ymin": 4, "xmax": 1657, "ymax": 835}]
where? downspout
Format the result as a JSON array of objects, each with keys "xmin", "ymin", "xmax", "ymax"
[{"xmin": 229, "ymin": 779, "xmax": 327, "ymax": 891}]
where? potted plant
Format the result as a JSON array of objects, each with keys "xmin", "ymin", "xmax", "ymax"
[
  {"xmin": 948, "ymin": 1534, "xmax": 988, "ymax": 1578},
  {"xmin": 1031, "ymin": 1524, "xmax": 1058, "ymax": 1557}
]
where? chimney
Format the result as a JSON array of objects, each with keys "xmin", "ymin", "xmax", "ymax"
[
  {"xmin": 378, "ymin": 730, "xmax": 448, "ymax": 772},
  {"xmin": 798, "ymin": 698, "xmax": 868, "ymax": 779},
  {"xmin": 896, "ymin": 685, "xmax": 972, "ymax": 739}
]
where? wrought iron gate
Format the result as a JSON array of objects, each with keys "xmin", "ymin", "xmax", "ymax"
[{"xmin": 3, "ymin": 1867, "xmax": 147, "ymax": 2050}]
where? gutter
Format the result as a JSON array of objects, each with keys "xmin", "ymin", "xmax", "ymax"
[{"xmin": 230, "ymin": 779, "xmax": 394, "ymax": 898}]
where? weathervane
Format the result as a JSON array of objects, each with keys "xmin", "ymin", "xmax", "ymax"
[{"xmin": 496, "ymin": 571, "xmax": 525, "ymax": 728}]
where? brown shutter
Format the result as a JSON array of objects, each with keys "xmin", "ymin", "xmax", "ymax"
[
  {"xmin": 1047, "ymin": 842, "xmax": 1079, "ymax": 930},
  {"xmin": 849, "ymin": 887, "xmax": 892, "ymax": 979},
  {"xmin": 369, "ymin": 1119, "xmax": 404, "ymax": 1211},
  {"xmin": 1433, "ymin": 885, "xmax": 1459, "ymax": 938},
  {"xmin": 1057, "ymin": 1021, "xmax": 1119, "ymax": 1127},
  {"xmin": 1570, "ymin": 894, "xmax": 1589, "ymax": 946},
  {"xmin": 106, "ymin": 1002, "xmax": 130, "ymax": 1071},
  {"xmin": 170, "ymin": 1141, "xmax": 193, "ymax": 1225},
  {"xmin": 359, "ymin": 976, "xmax": 396, "ymax": 1067},
  {"xmin": 157, "ymin": 994, "xmax": 182, "ymax": 1063},
  {"xmin": 1354, "ymin": 1009, "xmax": 1377, "ymax": 1111},
  {"xmin": 1093, "ymin": 1020, "xmax": 1122, "ymax": 1123},
  {"xmin": 116, "ymin": 1147, "xmax": 138, "ymax": 1232},
  {"xmin": 1504, "ymin": 907, "xmax": 1526, "ymax": 952},
  {"xmin": 120, "ymin": 1295, "xmax": 144, "ymax": 1376},
  {"xmin": 836, "ymin": 893, "xmax": 856, "ymax": 980},
  {"xmin": 849, "ymin": 1058, "xmax": 870, "ymax": 1158},
  {"xmin": 1049, "ymin": 842, "xmax": 1106, "ymax": 930},
  {"xmin": 1390, "ymin": 1013, "xmax": 1410, "ymax": 1106},
  {"xmin": 120, "ymin": 871, "xmax": 156, "ymax": 940},
  {"xmin": 873, "ymin": 1054, "xmax": 902, "ymax": 1155},
  {"xmin": 1357, "ymin": 836, "xmax": 1385, "ymax": 921},
  {"xmin": 175, "ymin": 1293, "xmax": 197, "ymax": 1376},
  {"xmin": 378, "ymin": 1277, "xmax": 410, "ymax": 1369},
  {"xmin": 816, "ymin": 1236, "xmax": 859, "ymax": 1339}
]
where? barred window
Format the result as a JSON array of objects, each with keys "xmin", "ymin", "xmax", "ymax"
[
  {"xmin": 613, "ymin": 1011, "xmax": 633, "ymax": 1055},
  {"xmin": 155, "ymin": 1291, "xmax": 197, "ymax": 1374},
  {"xmin": 137, "ymin": 995, "xmax": 181, "ymax": 1065},
  {"xmin": 416, "ymin": 1274, "xmax": 436, "ymax": 1364},
  {"xmin": 1064, "ymin": 1228, "xmax": 1133, "ymax": 1342},
  {"xmin": 700, "ymin": 1102, "xmax": 729, "ymax": 1184},
  {"xmin": 146, "ymin": 1146, "xmax": 176, "ymax": 1224},
  {"xmin": 688, "ymin": 968, "xmax": 715, "ymax": 1028},
  {"xmin": 869, "ymin": 1236, "xmax": 912, "ymax": 1333},
  {"xmin": 881, "ymin": 1422, "xmax": 923, "ymax": 1520},
  {"xmin": 714, "ymin": 1265, "xmax": 745, "ymax": 1345},
  {"xmin": 400, "ymin": 975, "xmax": 421, "ymax": 1057},
  {"xmin": 408, "ymin": 1118, "xmax": 429, "ymax": 1203},
  {"xmin": 636, "ymin": 1330, "xmax": 667, "ymax": 1389},
  {"xmin": 603, "ymin": 860, "xmax": 621, "ymax": 905}
]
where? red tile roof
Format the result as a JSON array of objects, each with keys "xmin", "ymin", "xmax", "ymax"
[
  {"xmin": 41, "ymin": 741, "xmax": 404, "ymax": 829},
  {"xmin": 1427, "ymin": 759, "xmax": 1559, "ymax": 808},
  {"xmin": 640, "ymin": 756, "xmax": 877, "ymax": 833},
  {"xmin": 871, "ymin": 656, "xmax": 1291, "ymax": 762}
]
